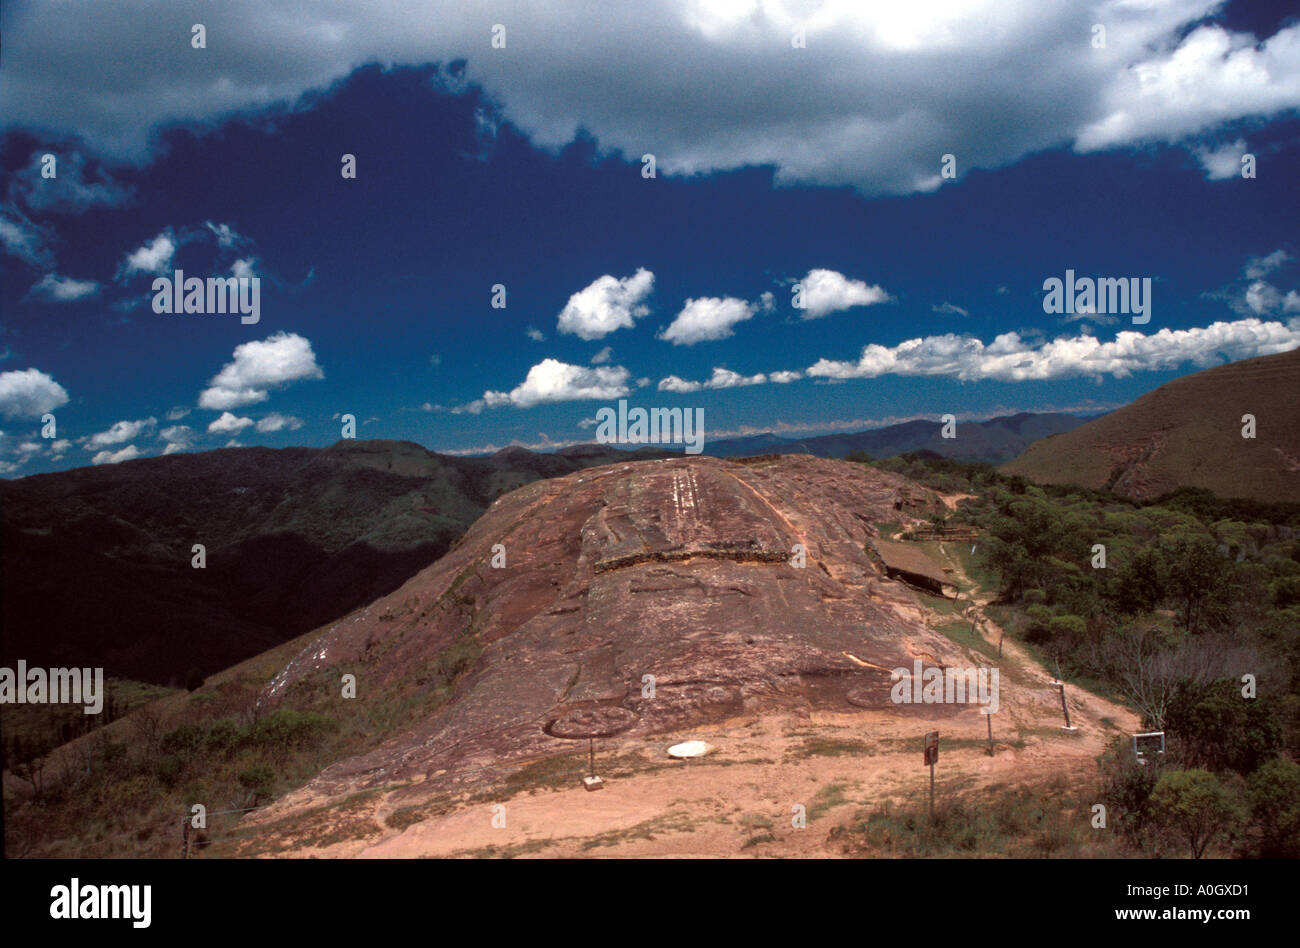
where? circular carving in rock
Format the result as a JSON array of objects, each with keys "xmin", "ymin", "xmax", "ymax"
[{"xmin": 548, "ymin": 706, "xmax": 638, "ymax": 739}]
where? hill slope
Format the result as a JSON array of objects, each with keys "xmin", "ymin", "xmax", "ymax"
[
  {"xmin": 0, "ymin": 439, "xmax": 668, "ymax": 683},
  {"xmin": 703, "ymin": 412, "xmax": 1090, "ymax": 463},
  {"xmin": 253, "ymin": 456, "xmax": 964, "ymax": 801},
  {"xmin": 1002, "ymin": 348, "xmax": 1300, "ymax": 502}
]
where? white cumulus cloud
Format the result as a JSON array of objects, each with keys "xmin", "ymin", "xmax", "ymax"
[
  {"xmin": 795, "ymin": 269, "xmax": 891, "ymax": 320},
  {"xmin": 807, "ymin": 318, "xmax": 1300, "ymax": 383},
  {"xmin": 199, "ymin": 332, "xmax": 324, "ymax": 410},
  {"xmin": 120, "ymin": 230, "xmax": 175, "ymax": 277},
  {"xmin": 255, "ymin": 412, "xmax": 303, "ymax": 433},
  {"xmin": 0, "ymin": 368, "xmax": 69, "ymax": 419},
  {"xmin": 557, "ymin": 269, "xmax": 654, "ymax": 340},
  {"xmin": 208, "ymin": 411, "xmax": 254, "ymax": 434},
  {"xmin": 658, "ymin": 297, "xmax": 756, "ymax": 345},
  {"xmin": 658, "ymin": 366, "xmax": 771, "ymax": 392},
  {"xmin": 85, "ymin": 417, "xmax": 156, "ymax": 449},
  {"xmin": 478, "ymin": 358, "xmax": 631, "ymax": 409},
  {"xmin": 92, "ymin": 444, "xmax": 142, "ymax": 465}
]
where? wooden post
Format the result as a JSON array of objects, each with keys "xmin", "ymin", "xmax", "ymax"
[
  {"xmin": 986, "ymin": 713, "xmax": 994, "ymax": 756},
  {"xmin": 588, "ymin": 737, "xmax": 594, "ymax": 778},
  {"xmin": 923, "ymin": 731, "xmax": 939, "ymax": 821},
  {"xmin": 998, "ymin": 630, "xmax": 1003, "ymax": 658},
  {"xmin": 929, "ymin": 760, "xmax": 935, "ymax": 820},
  {"xmin": 1057, "ymin": 681, "xmax": 1072, "ymax": 729}
]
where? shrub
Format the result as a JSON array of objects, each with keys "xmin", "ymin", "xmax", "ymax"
[
  {"xmin": 1150, "ymin": 769, "xmax": 1245, "ymax": 859},
  {"xmin": 1246, "ymin": 758, "xmax": 1300, "ymax": 857}
]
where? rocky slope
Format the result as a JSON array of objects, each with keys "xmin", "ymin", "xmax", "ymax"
[{"xmin": 256, "ymin": 455, "xmax": 985, "ymax": 815}]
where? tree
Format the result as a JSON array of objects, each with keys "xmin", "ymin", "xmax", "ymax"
[
  {"xmin": 1101, "ymin": 626, "xmax": 1232, "ymax": 730},
  {"xmin": 1246, "ymin": 758, "xmax": 1300, "ymax": 857},
  {"xmin": 1164, "ymin": 679, "xmax": 1281, "ymax": 775},
  {"xmin": 1159, "ymin": 535, "xmax": 1232, "ymax": 633},
  {"xmin": 1109, "ymin": 546, "xmax": 1161, "ymax": 615},
  {"xmin": 1150, "ymin": 769, "xmax": 1244, "ymax": 858}
]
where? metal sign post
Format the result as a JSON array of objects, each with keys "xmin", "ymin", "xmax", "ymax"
[{"xmin": 923, "ymin": 731, "xmax": 939, "ymax": 820}]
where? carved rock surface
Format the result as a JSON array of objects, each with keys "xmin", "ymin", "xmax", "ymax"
[{"xmin": 261, "ymin": 455, "xmax": 969, "ymax": 801}]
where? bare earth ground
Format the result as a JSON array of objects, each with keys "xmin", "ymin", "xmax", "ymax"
[{"xmin": 232, "ymin": 515, "xmax": 1138, "ymax": 858}]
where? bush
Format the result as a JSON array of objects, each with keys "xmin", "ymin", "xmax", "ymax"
[
  {"xmin": 1164, "ymin": 680, "xmax": 1282, "ymax": 775},
  {"xmin": 1024, "ymin": 605, "xmax": 1054, "ymax": 644},
  {"xmin": 159, "ymin": 723, "xmax": 206, "ymax": 757},
  {"xmin": 1048, "ymin": 614, "xmax": 1087, "ymax": 639},
  {"xmin": 248, "ymin": 709, "xmax": 336, "ymax": 759},
  {"xmin": 237, "ymin": 765, "xmax": 275, "ymax": 803},
  {"xmin": 1246, "ymin": 758, "xmax": 1300, "ymax": 857},
  {"xmin": 203, "ymin": 719, "xmax": 243, "ymax": 755},
  {"xmin": 1150, "ymin": 769, "xmax": 1245, "ymax": 858}
]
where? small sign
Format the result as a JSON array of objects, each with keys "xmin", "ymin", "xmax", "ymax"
[
  {"xmin": 924, "ymin": 730, "xmax": 939, "ymax": 766},
  {"xmin": 1133, "ymin": 731, "xmax": 1165, "ymax": 760}
]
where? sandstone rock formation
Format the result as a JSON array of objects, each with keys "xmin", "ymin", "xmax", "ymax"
[{"xmin": 260, "ymin": 455, "xmax": 979, "ymax": 806}]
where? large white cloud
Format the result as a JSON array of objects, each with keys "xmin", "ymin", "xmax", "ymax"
[
  {"xmin": 478, "ymin": 358, "xmax": 631, "ymax": 409},
  {"xmin": 199, "ymin": 332, "xmax": 324, "ymax": 410},
  {"xmin": 807, "ymin": 317, "xmax": 1300, "ymax": 383},
  {"xmin": 1075, "ymin": 23, "xmax": 1300, "ymax": 153},
  {"xmin": 557, "ymin": 269, "xmax": 654, "ymax": 340},
  {"xmin": 658, "ymin": 297, "xmax": 756, "ymax": 345},
  {"xmin": 0, "ymin": 368, "xmax": 69, "ymax": 419},
  {"xmin": 795, "ymin": 269, "xmax": 891, "ymax": 319},
  {"xmin": 3, "ymin": 3, "xmax": 1296, "ymax": 195}
]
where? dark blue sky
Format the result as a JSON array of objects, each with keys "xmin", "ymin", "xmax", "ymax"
[{"xmin": 1, "ymin": 1, "xmax": 1298, "ymax": 474}]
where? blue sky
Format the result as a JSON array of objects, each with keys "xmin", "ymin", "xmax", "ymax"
[{"xmin": 1, "ymin": 0, "xmax": 1298, "ymax": 474}]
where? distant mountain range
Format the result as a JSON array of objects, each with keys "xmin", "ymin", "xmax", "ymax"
[
  {"xmin": 0, "ymin": 439, "xmax": 670, "ymax": 684},
  {"xmin": 700, "ymin": 412, "xmax": 1093, "ymax": 463},
  {"xmin": 1003, "ymin": 348, "xmax": 1300, "ymax": 503},
  {"xmin": 0, "ymin": 409, "xmax": 1126, "ymax": 687}
]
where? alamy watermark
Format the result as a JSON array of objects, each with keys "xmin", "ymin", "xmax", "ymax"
[
  {"xmin": 891, "ymin": 660, "xmax": 999, "ymax": 713},
  {"xmin": 595, "ymin": 399, "xmax": 704, "ymax": 454},
  {"xmin": 1042, "ymin": 269, "xmax": 1150, "ymax": 324},
  {"xmin": 151, "ymin": 269, "xmax": 260, "ymax": 324},
  {"xmin": 0, "ymin": 661, "xmax": 105, "ymax": 714}
]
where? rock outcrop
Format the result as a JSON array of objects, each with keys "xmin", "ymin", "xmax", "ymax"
[{"xmin": 261, "ymin": 455, "xmax": 977, "ymax": 804}]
